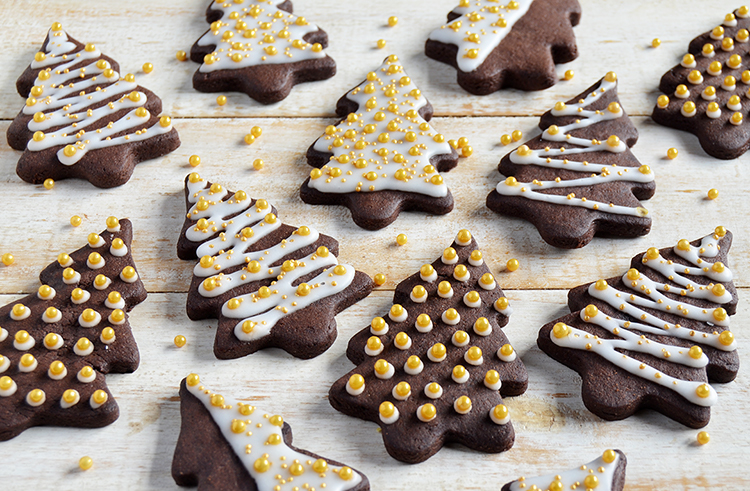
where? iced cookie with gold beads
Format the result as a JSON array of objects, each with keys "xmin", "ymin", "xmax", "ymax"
[
  {"xmin": 177, "ymin": 173, "xmax": 373, "ymax": 359},
  {"xmin": 189, "ymin": 0, "xmax": 336, "ymax": 104},
  {"xmin": 172, "ymin": 374, "xmax": 370, "ymax": 491},
  {"xmin": 653, "ymin": 6, "xmax": 750, "ymax": 159},
  {"xmin": 538, "ymin": 228, "xmax": 739, "ymax": 428},
  {"xmin": 501, "ymin": 449, "xmax": 627, "ymax": 491},
  {"xmin": 0, "ymin": 217, "xmax": 146, "ymax": 440},
  {"xmin": 329, "ymin": 230, "xmax": 528, "ymax": 463},
  {"xmin": 7, "ymin": 23, "xmax": 180, "ymax": 188},
  {"xmin": 487, "ymin": 73, "xmax": 656, "ymax": 249},
  {"xmin": 301, "ymin": 55, "xmax": 459, "ymax": 230},
  {"xmin": 425, "ymin": 0, "xmax": 581, "ymax": 94}
]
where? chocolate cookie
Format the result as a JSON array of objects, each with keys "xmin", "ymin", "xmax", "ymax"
[
  {"xmin": 178, "ymin": 173, "xmax": 373, "ymax": 359},
  {"xmin": 190, "ymin": 0, "xmax": 336, "ymax": 104},
  {"xmin": 487, "ymin": 73, "xmax": 656, "ymax": 249},
  {"xmin": 538, "ymin": 228, "xmax": 738, "ymax": 428},
  {"xmin": 425, "ymin": 0, "xmax": 581, "ymax": 94},
  {"xmin": 328, "ymin": 230, "xmax": 528, "ymax": 463},
  {"xmin": 652, "ymin": 7, "xmax": 750, "ymax": 159},
  {"xmin": 7, "ymin": 23, "xmax": 180, "ymax": 188},
  {"xmin": 301, "ymin": 55, "xmax": 459, "ymax": 230},
  {"xmin": 0, "ymin": 218, "xmax": 147, "ymax": 440},
  {"xmin": 172, "ymin": 375, "xmax": 370, "ymax": 491},
  {"xmin": 501, "ymin": 449, "xmax": 627, "ymax": 491}
]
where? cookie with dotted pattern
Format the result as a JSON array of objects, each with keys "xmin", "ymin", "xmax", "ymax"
[{"xmin": 537, "ymin": 228, "xmax": 739, "ymax": 428}]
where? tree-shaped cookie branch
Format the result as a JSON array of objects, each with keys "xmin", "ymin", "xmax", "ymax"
[
  {"xmin": 172, "ymin": 375, "xmax": 370, "ymax": 491},
  {"xmin": 329, "ymin": 230, "xmax": 527, "ymax": 463},
  {"xmin": 190, "ymin": 0, "xmax": 336, "ymax": 104},
  {"xmin": 538, "ymin": 227, "xmax": 738, "ymax": 428},
  {"xmin": 7, "ymin": 23, "xmax": 180, "ymax": 188},
  {"xmin": 178, "ymin": 173, "xmax": 373, "ymax": 360},
  {"xmin": 301, "ymin": 55, "xmax": 459, "ymax": 230},
  {"xmin": 652, "ymin": 7, "xmax": 750, "ymax": 159},
  {"xmin": 487, "ymin": 73, "xmax": 655, "ymax": 249},
  {"xmin": 501, "ymin": 449, "xmax": 627, "ymax": 491},
  {"xmin": 0, "ymin": 218, "xmax": 147, "ymax": 440},
  {"xmin": 425, "ymin": 0, "xmax": 581, "ymax": 94}
]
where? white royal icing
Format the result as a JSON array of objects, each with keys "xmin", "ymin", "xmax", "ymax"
[
  {"xmin": 508, "ymin": 452, "xmax": 622, "ymax": 491},
  {"xmin": 197, "ymin": 0, "xmax": 328, "ymax": 72},
  {"xmin": 309, "ymin": 56, "xmax": 453, "ymax": 198},
  {"xmin": 428, "ymin": 0, "xmax": 534, "ymax": 73},
  {"xmin": 186, "ymin": 378, "xmax": 362, "ymax": 491},
  {"xmin": 551, "ymin": 232, "xmax": 735, "ymax": 407},
  {"xmin": 24, "ymin": 29, "xmax": 173, "ymax": 165},
  {"xmin": 496, "ymin": 77, "xmax": 654, "ymax": 217}
]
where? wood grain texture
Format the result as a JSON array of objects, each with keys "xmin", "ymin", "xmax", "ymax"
[{"xmin": 1, "ymin": 0, "xmax": 749, "ymax": 489}]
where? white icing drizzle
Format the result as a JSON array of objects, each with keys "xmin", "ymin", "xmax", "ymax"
[
  {"xmin": 508, "ymin": 452, "xmax": 621, "ymax": 491},
  {"xmin": 551, "ymin": 232, "xmax": 735, "ymax": 407},
  {"xmin": 186, "ymin": 378, "xmax": 362, "ymax": 491},
  {"xmin": 185, "ymin": 176, "xmax": 356, "ymax": 343},
  {"xmin": 309, "ymin": 56, "xmax": 452, "ymax": 198},
  {"xmin": 197, "ymin": 0, "xmax": 327, "ymax": 72},
  {"xmin": 496, "ymin": 77, "xmax": 654, "ymax": 217},
  {"xmin": 428, "ymin": 0, "xmax": 534, "ymax": 72},
  {"xmin": 23, "ymin": 28, "xmax": 173, "ymax": 165}
]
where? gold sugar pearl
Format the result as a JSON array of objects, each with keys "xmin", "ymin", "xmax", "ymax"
[
  {"xmin": 79, "ymin": 456, "xmax": 93, "ymax": 471},
  {"xmin": 396, "ymin": 233, "xmax": 407, "ymax": 246},
  {"xmin": 43, "ymin": 178, "xmax": 55, "ymax": 190},
  {"xmin": 217, "ymin": 95, "xmax": 227, "ymax": 106},
  {"xmin": 253, "ymin": 159, "xmax": 264, "ymax": 170},
  {"xmin": 506, "ymin": 258, "xmax": 519, "ymax": 272},
  {"xmin": 176, "ymin": 50, "xmax": 187, "ymax": 61},
  {"xmin": 564, "ymin": 69, "xmax": 574, "ymax": 81},
  {"xmin": 667, "ymin": 147, "xmax": 678, "ymax": 159},
  {"xmin": 388, "ymin": 16, "xmax": 398, "ymax": 27},
  {"xmin": 377, "ymin": 39, "xmax": 387, "ymax": 49},
  {"xmin": 142, "ymin": 63, "xmax": 153, "ymax": 74},
  {"xmin": 500, "ymin": 134, "xmax": 512, "ymax": 145},
  {"xmin": 189, "ymin": 155, "xmax": 201, "ymax": 167},
  {"xmin": 697, "ymin": 431, "xmax": 710, "ymax": 445},
  {"xmin": 1, "ymin": 253, "xmax": 14, "ymax": 266},
  {"xmin": 70, "ymin": 215, "xmax": 83, "ymax": 227},
  {"xmin": 652, "ymin": 38, "xmax": 661, "ymax": 48},
  {"xmin": 707, "ymin": 188, "xmax": 719, "ymax": 200},
  {"xmin": 461, "ymin": 145, "xmax": 473, "ymax": 157},
  {"xmin": 373, "ymin": 273, "xmax": 386, "ymax": 286},
  {"xmin": 174, "ymin": 335, "xmax": 187, "ymax": 348}
]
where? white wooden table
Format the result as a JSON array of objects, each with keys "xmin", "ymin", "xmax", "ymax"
[{"xmin": 1, "ymin": 0, "xmax": 748, "ymax": 489}]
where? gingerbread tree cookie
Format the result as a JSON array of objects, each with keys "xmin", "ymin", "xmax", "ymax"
[
  {"xmin": 173, "ymin": 374, "xmax": 370, "ymax": 491},
  {"xmin": 0, "ymin": 218, "xmax": 146, "ymax": 440},
  {"xmin": 501, "ymin": 449, "xmax": 627, "ymax": 491},
  {"xmin": 538, "ymin": 227, "xmax": 739, "ymax": 428},
  {"xmin": 7, "ymin": 23, "xmax": 180, "ymax": 188},
  {"xmin": 177, "ymin": 173, "xmax": 373, "ymax": 360},
  {"xmin": 487, "ymin": 73, "xmax": 656, "ymax": 249},
  {"xmin": 301, "ymin": 55, "xmax": 459, "ymax": 230},
  {"xmin": 190, "ymin": 0, "xmax": 336, "ymax": 104},
  {"xmin": 328, "ymin": 230, "xmax": 528, "ymax": 463},
  {"xmin": 652, "ymin": 7, "xmax": 750, "ymax": 159},
  {"xmin": 425, "ymin": 0, "xmax": 581, "ymax": 94}
]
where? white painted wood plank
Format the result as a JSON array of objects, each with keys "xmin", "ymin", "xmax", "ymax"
[
  {"xmin": 0, "ymin": 0, "xmax": 746, "ymax": 119},
  {"xmin": 0, "ymin": 290, "xmax": 747, "ymax": 490}
]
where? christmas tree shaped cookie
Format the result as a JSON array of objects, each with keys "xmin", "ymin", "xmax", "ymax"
[
  {"xmin": 487, "ymin": 73, "xmax": 656, "ymax": 249},
  {"xmin": 501, "ymin": 449, "xmax": 627, "ymax": 491},
  {"xmin": 301, "ymin": 55, "xmax": 459, "ymax": 230},
  {"xmin": 328, "ymin": 230, "xmax": 528, "ymax": 463},
  {"xmin": 173, "ymin": 374, "xmax": 370, "ymax": 491},
  {"xmin": 538, "ymin": 227, "xmax": 739, "ymax": 428},
  {"xmin": 0, "ymin": 218, "xmax": 146, "ymax": 440},
  {"xmin": 190, "ymin": 0, "xmax": 336, "ymax": 104},
  {"xmin": 425, "ymin": 0, "xmax": 581, "ymax": 94},
  {"xmin": 652, "ymin": 7, "xmax": 750, "ymax": 159},
  {"xmin": 7, "ymin": 23, "xmax": 180, "ymax": 188},
  {"xmin": 177, "ymin": 173, "xmax": 373, "ymax": 359}
]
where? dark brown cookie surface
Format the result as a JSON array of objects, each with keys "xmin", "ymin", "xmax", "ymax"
[
  {"xmin": 329, "ymin": 230, "xmax": 528, "ymax": 464},
  {"xmin": 190, "ymin": 0, "xmax": 336, "ymax": 104},
  {"xmin": 0, "ymin": 218, "xmax": 147, "ymax": 440},
  {"xmin": 178, "ymin": 173, "xmax": 373, "ymax": 359},
  {"xmin": 487, "ymin": 74, "xmax": 655, "ymax": 249},
  {"xmin": 301, "ymin": 55, "xmax": 459, "ymax": 230},
  {"xmin": 652, "ymin": 7, "xmax": 750, "ymax": 159},
  {"xmin": 425, "ymin": 0, "xmax": 581, "ymax": 94},
  {"xmin": 501, "ymin": 449, "xmax": 627, "ymax": 491},
  {"xmin": 172, "ymin": 375, "xmax": 370, "ymax": 491},
  {"xmin": 538, "ymin": 228, "xmax": 738, "ymax": 428},
  {"xmin": 7, "ymin": 24, "xmax": 180, "ymax": 188}
]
